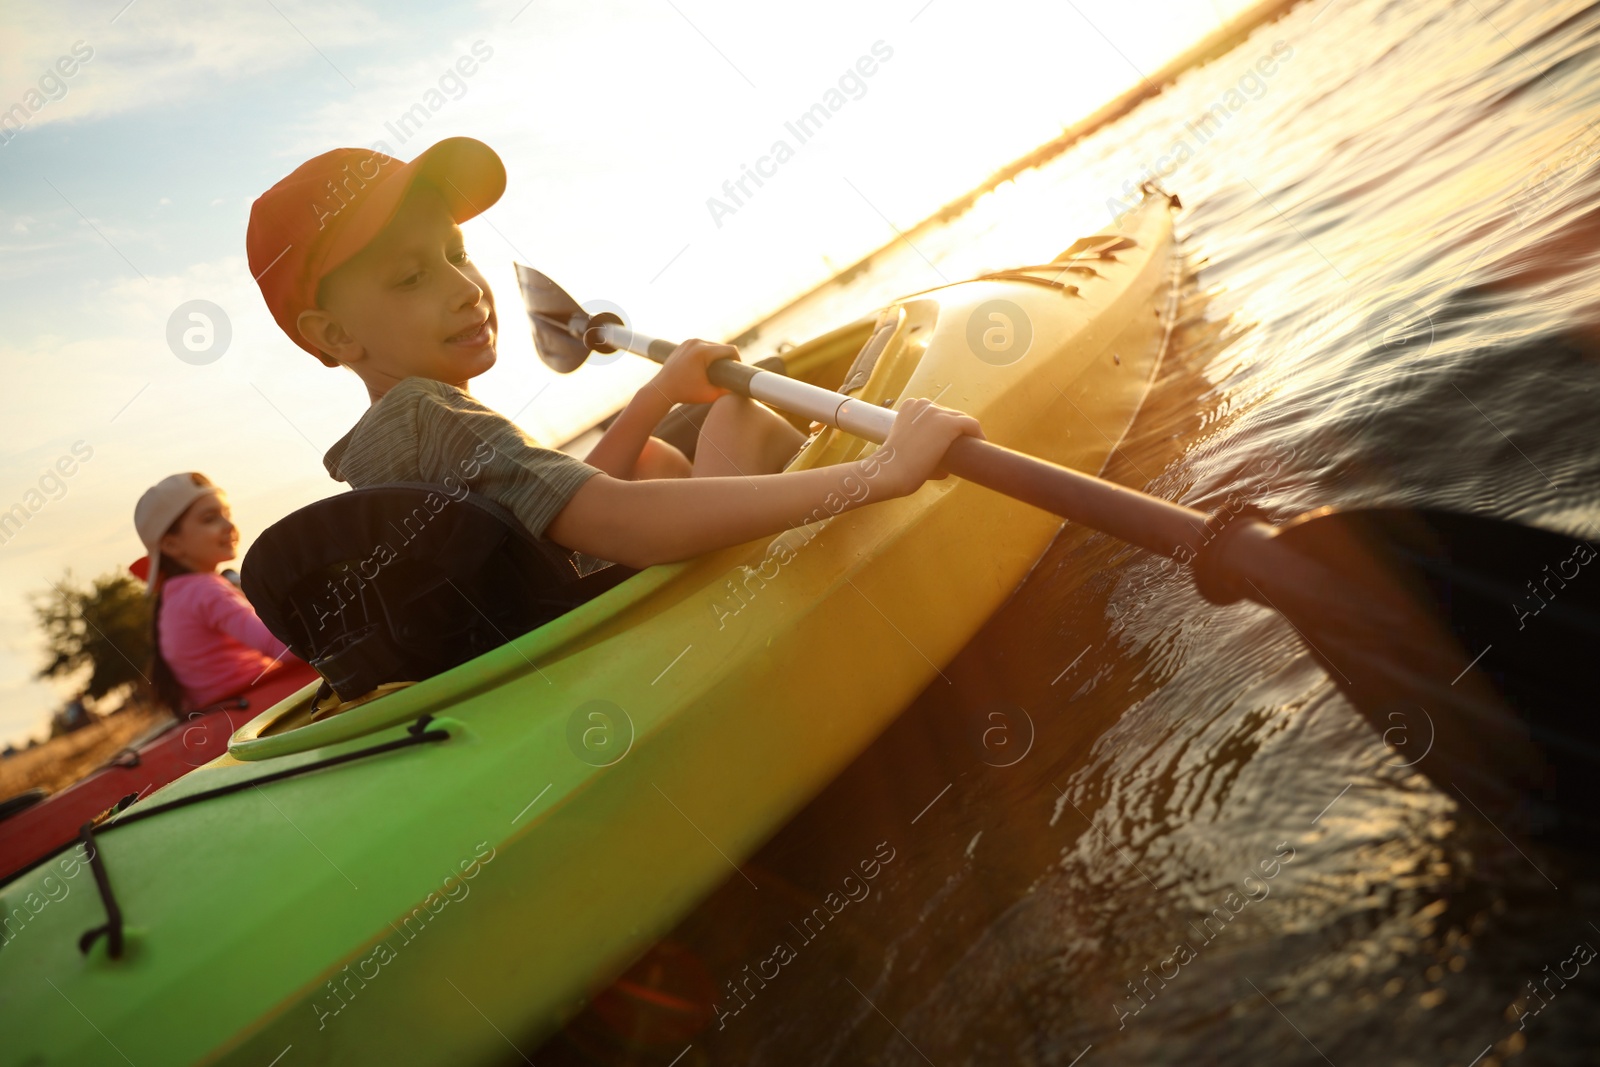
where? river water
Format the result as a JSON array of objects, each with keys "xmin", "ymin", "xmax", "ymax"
[{"xmin": 541, "ymin": 0, "xmax": 1600, "ymax": 1063}]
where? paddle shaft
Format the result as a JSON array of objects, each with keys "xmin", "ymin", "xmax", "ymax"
[
  {"xmin": 592, "ymin": 321, "xmax": 1217, "ymax": 561},
  {"xmin": 528, "ymin": 285, "xmax": 1461, "ymax": 629},
  {"xmin": 601, "ymin": 332, "xmax": 1517, "ymax": 659}
]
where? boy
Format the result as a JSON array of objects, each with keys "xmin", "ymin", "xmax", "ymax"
[{"xmin": 247, "ymin": 137, "xmax": 981, "ymax": 569}]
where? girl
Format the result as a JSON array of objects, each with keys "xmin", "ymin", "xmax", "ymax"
[{"xmin": 131, "ymin": 472, "xmax": 307, "ymax": 711}]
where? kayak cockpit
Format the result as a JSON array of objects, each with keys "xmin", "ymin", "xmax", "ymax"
[{"xmin": 227, "ymin": 301, "xmax": 936, "ymax": 759}]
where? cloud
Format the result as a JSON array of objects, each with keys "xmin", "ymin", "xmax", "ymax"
[
  {"xmin": 0, "ymin": 201, "xmax": 150, "ymax": 284},
  {"xmin": 0, "ymin": 1, "xmax": 392, "ymax": 134}
]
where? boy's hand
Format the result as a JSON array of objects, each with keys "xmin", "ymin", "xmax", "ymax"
[
  {"xmin": 652, "ymin": 339, "xmax": 737, "ymax": 406},
  {"xmin": 876, "ymin": 396, "xmax": 985, "ymax": 497}
]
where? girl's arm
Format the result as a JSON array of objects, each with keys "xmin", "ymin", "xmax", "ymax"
[{"xmin": 199, "ymin": 580, "xmax": 291, "ymax": 658}]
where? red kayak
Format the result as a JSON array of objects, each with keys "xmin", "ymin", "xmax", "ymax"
[{"xmin": 0, "ymin": 661, "xmax": 318, "ymax": 882}]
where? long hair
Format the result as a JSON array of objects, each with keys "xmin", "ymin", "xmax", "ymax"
[{"xmin": 146, "ymin": 477, "xmax": 214, "ymax": 712}]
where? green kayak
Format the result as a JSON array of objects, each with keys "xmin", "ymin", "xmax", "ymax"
[{"xmin": 0, "ymin": 192, "xmax": 1177, "ymax": 1065}]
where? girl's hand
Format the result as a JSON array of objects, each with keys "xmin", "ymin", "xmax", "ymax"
[
  {"xmin": 876, "ymin": 397, "xmax": 985, "ymax": 497},
  {"xmin": 652, "ymin": 339, "xmax": 737, "ymax": 406}
]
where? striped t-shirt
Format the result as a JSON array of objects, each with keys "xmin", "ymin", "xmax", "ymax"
[{"xmin": 322, "ymin": 376, "xmax": 603, "ymax": 542}]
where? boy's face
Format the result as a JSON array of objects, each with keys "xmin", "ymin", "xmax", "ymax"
[{"xmin": 303, "ymin": 182, "xmax": 497, "ymax": 392}]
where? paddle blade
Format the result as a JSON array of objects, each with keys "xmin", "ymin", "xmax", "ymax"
[
  {"xmin": 515, "ymin": 263, "xmax": 591, "ymax": 373},
  {"xmin": 1272, "ymin": 507, "xmax": 1600, "ymax": 845}
]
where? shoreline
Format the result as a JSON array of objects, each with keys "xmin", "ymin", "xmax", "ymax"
[
  {"xmin": 725, "ymin": 0, "xmax": 1307, "ymax": 350},
  {"xmin": 557, "ymin": 0, "xmax": 1306, "ymax": 455}
]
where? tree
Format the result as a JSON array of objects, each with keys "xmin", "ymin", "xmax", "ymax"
[{"xmin": 32, "ymin": 570, "xmax": 152, "ymax": 704}]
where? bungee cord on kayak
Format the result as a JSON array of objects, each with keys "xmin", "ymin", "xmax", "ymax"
[
  {"xmin": 67, "ymin": 714, "xmax": 452, "ymax": 961},
  {"xmin": 4, "ymin": 713, "xmax": 451, "ymax": 898},
  {"xmin": 73, "ymin": 823, "xmax": 122, "ymax": 961}
]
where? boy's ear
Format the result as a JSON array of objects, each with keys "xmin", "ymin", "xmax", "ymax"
[{"xmin": 296, "ymin": 308, "xmax": 359, "ymax": 366}]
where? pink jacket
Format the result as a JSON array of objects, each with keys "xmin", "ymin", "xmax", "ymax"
[{"xmin": 158, "ymin": 573, "xmax": 300, "ymax": 709}]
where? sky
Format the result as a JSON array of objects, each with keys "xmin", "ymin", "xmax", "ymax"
[{"xmin": 0, "ymin": 0, "xmax": 1261, "ymax": 745}]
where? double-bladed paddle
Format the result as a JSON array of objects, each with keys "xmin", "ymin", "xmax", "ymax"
[{"xmin": 515, "ymin": 261, "xmax": 1599, "ymax": 849}]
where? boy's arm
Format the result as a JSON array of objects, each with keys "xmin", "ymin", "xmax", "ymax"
[
  {"xmin": 581, "ymin": 380, "xmax": 676, "ymax": 480},
  {"xmin": 545, "ymin": 460, "xmax": 890, "ymax": 568},
  {"xmin": 580, "ymin": 339, "xmax": 736, "ymax": 480},
  {"xmin": 546, "ymin": 397, "xmax": 981, "ymax": 568}
]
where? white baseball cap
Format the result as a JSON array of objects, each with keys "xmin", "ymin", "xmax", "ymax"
[{"xmin": 132, "ymin": 472, "xmax": 221, "ymax": 597}]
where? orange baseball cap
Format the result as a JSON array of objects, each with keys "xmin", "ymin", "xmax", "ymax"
[{"xmin": 247, "ymin": 137, "xmax": 506, "ymax": 366}]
